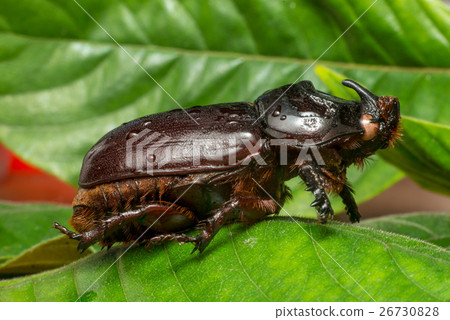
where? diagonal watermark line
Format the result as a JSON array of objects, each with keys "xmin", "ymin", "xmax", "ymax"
[
  {"xmin": 252, "ymin": 0, "xmax": 380, "ymax": 125},
  {"xmin": 75, "ymin": 178, "xmax": 201, "ymax": 302},
  {"xmin": 251, "ymin": 178, "xmax": 377, "ymax": 302},
  {"xmin": 71, "ymin": 0, "xmax": 199, "ymax": 125}
]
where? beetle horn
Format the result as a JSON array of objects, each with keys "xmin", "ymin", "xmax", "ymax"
[{"xmin": 342, "ymin": 79, "xmax": 380, "ymax": 120}]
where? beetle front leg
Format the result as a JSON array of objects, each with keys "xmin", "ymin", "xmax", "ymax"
[
  {"xmin": 339, "ymin": 184, "xmax": 361, "ymax": 223},
  {"xmin": 298, "ymin": 164, "xmax": 334, "ymax": 223},
  {"xmin": 192, "ymin": 199, "xmax": 240, "ymax": 254}
]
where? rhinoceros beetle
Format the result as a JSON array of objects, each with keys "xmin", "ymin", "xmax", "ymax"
[{"xmin": 55, "ymin": 79, "xmax": 400, "ymax": 253}]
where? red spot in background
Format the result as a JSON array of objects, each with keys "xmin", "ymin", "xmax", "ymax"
[{"xmin": 0, "ymin": 143, "xmax": 76, "ymax": 204}]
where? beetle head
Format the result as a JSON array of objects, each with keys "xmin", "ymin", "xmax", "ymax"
[{"xmin": 342, "ymin": 80, "xmax": 401, "ymax": 150}]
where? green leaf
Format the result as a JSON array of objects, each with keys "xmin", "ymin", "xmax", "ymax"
[
  {"xmin": 0, "ymin": 236, "xmax": 92, "ymax": 277},
  {"xmin": 0, "ymin": 218, "xmax": 448, "ymax": 302},
  {"xmin": 1, "ymin": 0, "xmax": 449, "ymax": 303},
  {"xmin": 379, "ymin": 117, "xmax": 450, "ymax": 195},
  {"xmin": 361, "ymin": 213, "xmax": 450, "ymax": 249},
  {"xmin": 315, "ymin": 66, "xmax": 450, "ymax": 195},
  {"xmin": 0, "ymin": 202, "xmax": 73, "ymax": 262}
]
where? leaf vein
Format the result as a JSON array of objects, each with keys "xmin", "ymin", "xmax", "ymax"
[
  {"xmin": 164, "ymin": 245, "xmax": 191, "ymax": 302},
  {"xmin": 308, "ymin": 225, "xmax": 361, "ymax": 301},
  {"xmin": 228, "ymin": 226, "xmax": 270, "ymax": 301},
  {"xmin": 2, "ymin": 32, "xmax": 450, "ymax": 74},
  {"xmin": 116, "ymin": 254, "xmax": 129, "ymax": 302},
  {"xmin": 388, "ymin": 218, "xmax": 438, "ymax": 237},
  {"xmin": 327, "ymin": 225, "xmax": 450, "ymax": 264},
  {"xmin": 384, "ymin": 243, "xmax": 443, "ymax": 301}
]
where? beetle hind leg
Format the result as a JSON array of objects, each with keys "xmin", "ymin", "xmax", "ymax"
[
  {"xmin": 54, "ymin": 222, "xmax": 80, "ymax": 240},
  {"xmin": 55, "ymin": 202, "xmax": 198, "ymax": 252},
  {"xmin": 53, "ymin": 222, "xmax": 96, "ymax": 252},
  {"xmin": 144, "ymin": 233, "xmax": 197, "ymax": 251}
]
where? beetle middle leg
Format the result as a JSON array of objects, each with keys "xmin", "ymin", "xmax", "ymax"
[
  {"xmin": 192, "ymin": 199, "xmax": 239, "ymax": 253},
  {"xmin": 192, "ymin": 196, "xmax": 279, "ymax": 253}
]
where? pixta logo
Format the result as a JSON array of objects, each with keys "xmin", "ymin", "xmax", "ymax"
[{"xmin": 125, "ymin": 129, "xmax": 324, "ymax": 174}]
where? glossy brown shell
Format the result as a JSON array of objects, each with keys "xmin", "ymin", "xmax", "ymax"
[{"xmin": 78, "ymin": 102, "xmax": 264, "ymax": 187}]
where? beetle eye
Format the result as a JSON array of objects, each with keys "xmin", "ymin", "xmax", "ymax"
[{"xmin": 393, "ymin": 98, "xmax": 400, "ymax": 112}]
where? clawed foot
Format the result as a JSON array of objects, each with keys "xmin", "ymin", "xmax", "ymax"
[
  {"xmin": 310, "ymin": 198, "xmax": 334, "ymax": 223},
  {"xmin": 53, "ymin": 222, "xmax": 94, "ymax": 252},
  {"xmin": 347, "ymin": 208, "xmax": 361, "ymax": 223},
  {"xmin": 191, "ymin": 233, "xmax": 212, "ymax": 254}
]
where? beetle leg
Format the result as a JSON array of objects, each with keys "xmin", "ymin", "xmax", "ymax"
[
  {"xmin": 192, "ymin": 199, "xmax": 240, "ymax": 254},
  {"xmin": 191, "ymin": 195, "xmax": 279, "ymax": 253},
  {"xmin": 56, "ymin": 208, "xmax": 148, "ymax": 251},
  {"xmin": 145, "ymin": 234, "xmax": 196, "ymax": 251},
  {"xmin": 53, "ymin": 222, "xmax": 82, "ymax": 241},
  {"xmin": 55, "ymin": 213, "xmax": 135, "ymax": 252},
  {"xmin": 54, "ymin": 222, "xmax": 100, "ymax": 253},
  {"xmin": 55, "ymin": 202, "xmax": 196, "ymax": 252},
  {"xmin": 339, "ymin": 184, "xmax": 361, "ymax": 223},
  {"xmin": 298, "ymin": 164, "xmax": 334, "ymax": 223}
]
